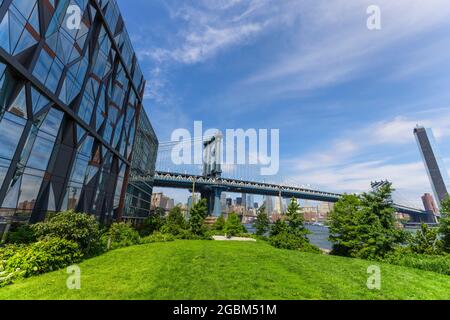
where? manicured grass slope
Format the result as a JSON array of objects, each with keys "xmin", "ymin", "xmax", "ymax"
[{"xmin": 1, "ymin": 240, "xmax": 449, "ymax": 300}]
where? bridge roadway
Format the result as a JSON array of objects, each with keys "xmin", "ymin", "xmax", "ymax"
[{"xmin": 149, "ymin": 171, "xmax": 428, "ymax": 218}]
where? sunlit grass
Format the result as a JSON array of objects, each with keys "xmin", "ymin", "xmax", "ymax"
[{"xmin": 0, "ymin": 240, "xmax": 449, "ymax": 300}]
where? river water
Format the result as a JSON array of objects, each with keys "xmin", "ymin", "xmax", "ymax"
[
  {"xmin": 244, "ymin": 224, "xmax": 422, "ymax": 251},
  {"xmin": 244, "ymin": 224, "xmax": 332, "ymax": 250}
]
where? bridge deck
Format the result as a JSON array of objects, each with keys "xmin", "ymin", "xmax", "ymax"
[{"xmin": 149, "ymin": 171, "xmax": 426, "ymax": 216}]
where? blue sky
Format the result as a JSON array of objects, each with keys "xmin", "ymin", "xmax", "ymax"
[{"xmin": 117, "ymin": 0, "xmax": 450, "ymax": 207}]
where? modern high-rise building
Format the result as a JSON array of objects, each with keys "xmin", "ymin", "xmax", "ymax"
[
  {"xmin": 414, "ymin": 126, "xmax": 449, "ymax": 208},
  {"xmin": 264, "ymin": 196, "xmax": 273, "ymax": 215},
  {"xmin": 124, "ymin": 111, "xmax": 158, "ymax": 219},
  {"xmin": 421, "ymin": 193, "xmax": 439, "ymax": 215},
  {"xmin": 274, "ymin": 196, "xmax": 284, "ymax": 214},
  {"xmin": 0, "ymin": 0, "xmax": 158, "ymax": 236}
]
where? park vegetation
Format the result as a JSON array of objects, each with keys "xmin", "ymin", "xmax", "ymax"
[
  {"xmin": 1, "ymin": 183, "xmax": 449, "ymax": 289},
  {"xmin": 328, "ymin": 182, "xmax": 450, "ymax": 275}
]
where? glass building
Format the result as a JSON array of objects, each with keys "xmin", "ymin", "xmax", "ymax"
[
  {"xmin": 124, "ymin": 110, "xmax": 158, "ymax": 220},
  {"xmin": 0, "ymin": 0, "xmax": 158, "ymax": 236},
  {"xmin": 414, "ymin": 126, "xmax": 450, "ymax": 209}
]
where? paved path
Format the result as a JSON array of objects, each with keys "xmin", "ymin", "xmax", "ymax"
[{"xmin": 213, "ymin": 236, "xmax": 257, "ymax": 242}]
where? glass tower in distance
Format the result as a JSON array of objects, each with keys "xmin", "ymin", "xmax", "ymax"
[
  {"xmin": 0, "ymin": 0, "xmax": 158, "ymax": 233},
  {"xmin": 414, "ymin": 126, "xmax": 449, "ymax": 209}
]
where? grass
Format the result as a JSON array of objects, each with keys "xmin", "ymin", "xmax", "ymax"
[{"xmin": 0, "ymin": 240, "xmax": 449, "ymax": 300}]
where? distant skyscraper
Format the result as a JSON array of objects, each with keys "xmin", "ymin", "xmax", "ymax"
[
  {"xmin": 241, "ymin": 193, "xmax": 247, "ymax": 209},
  {"xmin": 220, "ymin": 193, "xmax": 227, "ymax": 212},
  {"xmin": 274, "ymin": 196, "xmax": 284, "ymax": 214},
  {"xmin": 422, "ymin": 193, "xmax": 439, "ymax": 214},
  {"xmin": 246, "ymin": 194, "xmax": 254, "ymax": 209},
  {"xmin": 264, "ymin": 196, "xmax": 274, "ymax": 215},
  {"xmin": 414, "ymin": 126, "xmax": 450, "ymax": 208}
]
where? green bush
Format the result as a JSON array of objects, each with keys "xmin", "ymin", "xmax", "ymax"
[
  {"xmin": 6, "ymin": 224, "xmax": 36, "ymax": 244},
  {"xmin": 253, "ymin": 205, "xmax": 270, "ymax": 236},
  {"xmin": 0, "ymin": 238, "xmax": 82, "ymax": 287},
  {"xmin": 383, "ymin": 248, "xmax": 450, "ymax": 276},
  {"xmin": 141, "ymin": 232, "xmax": 175, "ymax": 244},
  {"xmin": 189, "ymin": 200, "xmax": 208, "ymax": 235},
  {"xmin": 224, "ymin": 213, "xmax": 247, "ymax": 237},
  {"xmin": 32, "ymin": 210, "xmax": 102, "ymax": 257},
  {"xmin": 138, "ymin": 214, "xmax": 166, "ymax": 237},
  {"xmin": 213, "ymin": 215, "xmax": 226, "ymax": 231},
  {"xmin": 103, "ymin": 223, "xmax": 140, "ymax": 250},
  {"xmin": 270, "ymin": 219, "xmax": 288, "ymax": 237},
  {"xmin": 269, "ymin": 231, "xmax": 320, "ymax": 254},
  {"xmin": 409, "ymin": 224, "xmax": 442, "ymax": 255},
  {"xmin": 162, "ymin": 207, "xmax": 188, "ymax": 236},
  {"xmin": 329, "ymin": 185, "xmax": 406, "ymax": 260}
]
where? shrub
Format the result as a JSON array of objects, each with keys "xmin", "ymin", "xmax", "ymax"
[
  {"xmin": 6, "ymin": 224, "xmax": 36, "ymax": 244},
  {"xmin": 224, "ymin": 213, "xmax": 247, "ymax": 237},
  {"xmin": 162, "ymin": 206, "xmax": 187, "ymax": 236},
  {"xmin": 269, "ymin": 231, "xmax": 320, "ymax": 254},
  {"xmin": 189, "ymin": 199, "xmax": 208, "ymax": 235},
  {"xmin": 270, "ymin": 219, "xmax": 288, "ymax": 237},
  {"xmin": 439, "ymin": 197, "xmax": 450, "ymax": 254},
  {"xmin": 138, "ymin": 214, "xmax": 166, "ymax": 237},
  {"xmin": 329, "ymin": 184, "xmax": 406, "ymax": 260},
  {"xmin": 213, "ymin": 215, "xmax": 226, "ymax": 231},
  {"xmin": 141, "ymin": 232, "xmax": 175, "ymax": 244},
  {"xmin": 409, "ymin": 224, "xmax": 442, "ymax": 255},
  {"xmin": 32, "ymin": 210, "xmax": 102, "ymax": 257},
  {"xmin": 253, "ymin": 205, "xmax": 270, "ymax": 236},
  {"xmin": 1, "ymin": 238, "xmax": 82, "ymax": 287},
  {"xmin": 383, "ymin": 248, "xmax": 450, "ymax": 276},
  {"xmin": 103, "ymin": 223, "xmax": 140, "ymax": 250}
]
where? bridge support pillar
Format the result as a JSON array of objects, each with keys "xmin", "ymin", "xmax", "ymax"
[
  {"xmin": 200, "ymin": 188, "xmax": 223, "ymax": 217},
  {"xmin": 212, "ymin": 188, "xmax": 222, "ymax": 217}
]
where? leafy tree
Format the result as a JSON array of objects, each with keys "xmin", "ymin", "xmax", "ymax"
[
  {"xmin": 161, "ymin": 206, "xmax": 187, "ymax": 236},
  {"xmin": 224, "ymin": 213, "xmax": 246, "ymax": 237},
  {"xmin": 189, "ymin": 199, "xmax": 208, "ymax": 235},
  {"xmin": 138, "ymin": 214, "xmax": 166, "ymax": 236},
  {"xmin": 329, "ymin": 194, "xmax": 363, "ymax": 257},
  {"xmin": 268, "ymin": 199, "xmax": 318, "ymax": 253},
  {"xmin": 253, "ymin": 205, "xmax": 270, "ymax": 236},
  {"xmin": 329, "ymin": 183, "xmax": 405, "ymax": 260},
  {"xmin": 409, "ymin": 224, "xmax": 441, "ymax": 255},
  {"xmin": 438, "ymin": 196, "xmax": 450, "ymax": 253},
  {"xmin": 270, "ymin": 218, "xmax": 288, "ymax": 237},
  {"xmin": 213, "ymin": 214, "xmax": 226, "ymax": 231},
  {"xmin": 285, "ymin": 198, "xmax": 307, "ymax": 233}
]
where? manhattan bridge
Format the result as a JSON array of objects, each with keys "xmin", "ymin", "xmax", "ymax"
[{"xmin": 143, "ymin": 134, "xmax": 434, "ymax": 223}]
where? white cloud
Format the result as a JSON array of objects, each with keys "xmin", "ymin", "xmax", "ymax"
[{"xmin": 284, "ymin": 109, "xmax": 450, "ymax": 207}]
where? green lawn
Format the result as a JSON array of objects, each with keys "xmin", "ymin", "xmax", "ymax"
[{"xmin": 1, "ymin": 240, "xmax": 449, "ymax": 300}]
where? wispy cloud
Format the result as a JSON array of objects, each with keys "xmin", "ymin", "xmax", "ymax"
[
  {"xmin": 243, "ymin": 0, "xmax": 450, "ymax": 97},
  {"xmin": 136, "ymin": 0, "xmax": 302, "ymax": 104},
  {"xmin": 285, "ymin": 109, "xmax": 450, "ymax": 207}
]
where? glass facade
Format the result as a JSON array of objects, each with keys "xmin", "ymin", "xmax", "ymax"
[
  {"xmin": 414, "ymin": 126, "xmax": 450, "ymax": 209},
  {"xmin": 124, "ymin": 111, "xmax": 158, "ymax": 219},
  {"xmin": 0, "ymin": 0, "xmax": 156, "ymax": 232}
]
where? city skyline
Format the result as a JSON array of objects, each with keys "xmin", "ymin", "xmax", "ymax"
[{"xmin": 117, "ymin": 0, "xmax": 450, "ymax": 207}]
